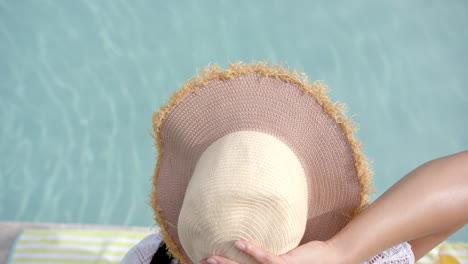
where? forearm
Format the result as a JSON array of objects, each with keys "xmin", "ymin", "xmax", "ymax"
[
  {"xmin": 328, "ymin": 151, "xmax": 468, "ymax": 264},
  {"xmin": 409, "ymin": 221, "xmax": 467, "ymax": 261}
]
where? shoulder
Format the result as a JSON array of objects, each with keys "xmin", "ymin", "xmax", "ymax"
[{"xmin": 121, "ymin": 233, "xmax": 164, "ymax": 264}]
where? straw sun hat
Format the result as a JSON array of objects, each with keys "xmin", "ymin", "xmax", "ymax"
[{"xmin": 150, "ymin": 61, "xmax": 374, "ymax": 264}]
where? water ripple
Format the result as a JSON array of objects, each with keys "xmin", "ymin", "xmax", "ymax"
[{"xmin": 2, "ymin": 0, "xmax": 467, "ymax": 241}]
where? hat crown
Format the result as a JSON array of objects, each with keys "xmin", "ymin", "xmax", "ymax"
[{"xmin": 178, "ymin": 130, "xmax": 308, "ymax": 264}]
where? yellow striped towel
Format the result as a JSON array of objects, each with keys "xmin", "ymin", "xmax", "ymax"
[
  {"xmin": 417, "ymin": 242, "xmax": 468, "ymax": 264},
  {"xmin": 7, "ymin": 229, "xmax": 152, "ymax": 264}
]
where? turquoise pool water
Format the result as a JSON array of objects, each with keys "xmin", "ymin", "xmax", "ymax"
[{"xmin": 1, "ymin": 0, "xmax": 467, "ymax": 241}]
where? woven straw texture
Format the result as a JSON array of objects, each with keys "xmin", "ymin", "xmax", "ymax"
[
  {"xmin": 150, "ymin": 61, "xmax": 374, "ymax": 264},
  {"xmin": 177, "ymin": 131, "xmax": 309, "ymax": 263}
]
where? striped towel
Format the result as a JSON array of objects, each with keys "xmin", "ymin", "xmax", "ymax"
[
  {"xmin": 417, "ymin": 242, "xmax": 468, "ymax": 264},
  {"xmin": 7, "ymin": 229, "xmax": 153, "ymax": 264}
]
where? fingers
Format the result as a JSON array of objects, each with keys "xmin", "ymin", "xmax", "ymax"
[
  {"xmin": 200, "ymin": 240, "xmax": 283, "ymax": 264},
  {"xmin": 235, "ymin": 240, "xmax": 282, "ymax": 264},
  {"xmin": 200, "ymin": 256, "xmax": 239, "ymax": 264}
]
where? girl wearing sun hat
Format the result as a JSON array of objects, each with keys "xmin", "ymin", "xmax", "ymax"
[{"xmin": 122, "ymin": 61, "xmax": 468, "ymax": 264}]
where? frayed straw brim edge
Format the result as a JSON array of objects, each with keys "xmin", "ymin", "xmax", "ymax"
[{"xmin": 149, "ymin": 59, "xmax": 375, "ymax": 264}]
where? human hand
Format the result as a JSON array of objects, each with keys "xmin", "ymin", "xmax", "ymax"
[{"xmin": 199, "ymin": 240, "xmax": 344, "ymax": 264}]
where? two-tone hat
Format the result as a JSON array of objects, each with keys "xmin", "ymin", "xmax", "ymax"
[{"xmin": 150, "ymin": 61, "xmax": 373, "ymax": 264}]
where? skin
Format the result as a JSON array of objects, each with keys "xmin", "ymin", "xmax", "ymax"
[{"xmin": 200, "ymin": 151, "xmax": 468, "ymax": 264}]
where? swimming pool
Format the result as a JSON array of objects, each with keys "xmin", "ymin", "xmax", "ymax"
[{"xmin": 1, "ymin": 0, "xmax": 467, "ymax": 241}]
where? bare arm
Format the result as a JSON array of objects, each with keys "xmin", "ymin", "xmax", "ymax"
[
  {"xmin": 329, "ymin": 150, "xmax": 468, "ymax": 263},
  {"xmin": 408, "ymin": 221, "xmax": 467, "ymax": 261}
]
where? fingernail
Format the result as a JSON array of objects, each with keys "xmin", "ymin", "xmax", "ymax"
[
  {"xmin": 235, "ymin": 240, "xmax": 246, "ymax": 251},
  {"xmin": 207, "ymin": 258, "xmax": 218, "ymax": 264}
]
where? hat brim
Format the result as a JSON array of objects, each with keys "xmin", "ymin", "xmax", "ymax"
[{"xmin": 150, "ymin": 61, "xmax": 374, "ymax": 264}]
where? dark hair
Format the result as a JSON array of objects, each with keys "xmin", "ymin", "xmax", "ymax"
[{"xmin": 151, "ymin": 242, "xmax": 174, "ymax": 264}]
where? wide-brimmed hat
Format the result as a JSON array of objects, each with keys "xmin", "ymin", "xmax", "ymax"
[{"xmin": 150, "ymin": 61, "xmax": 374, "ymax": 264}]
